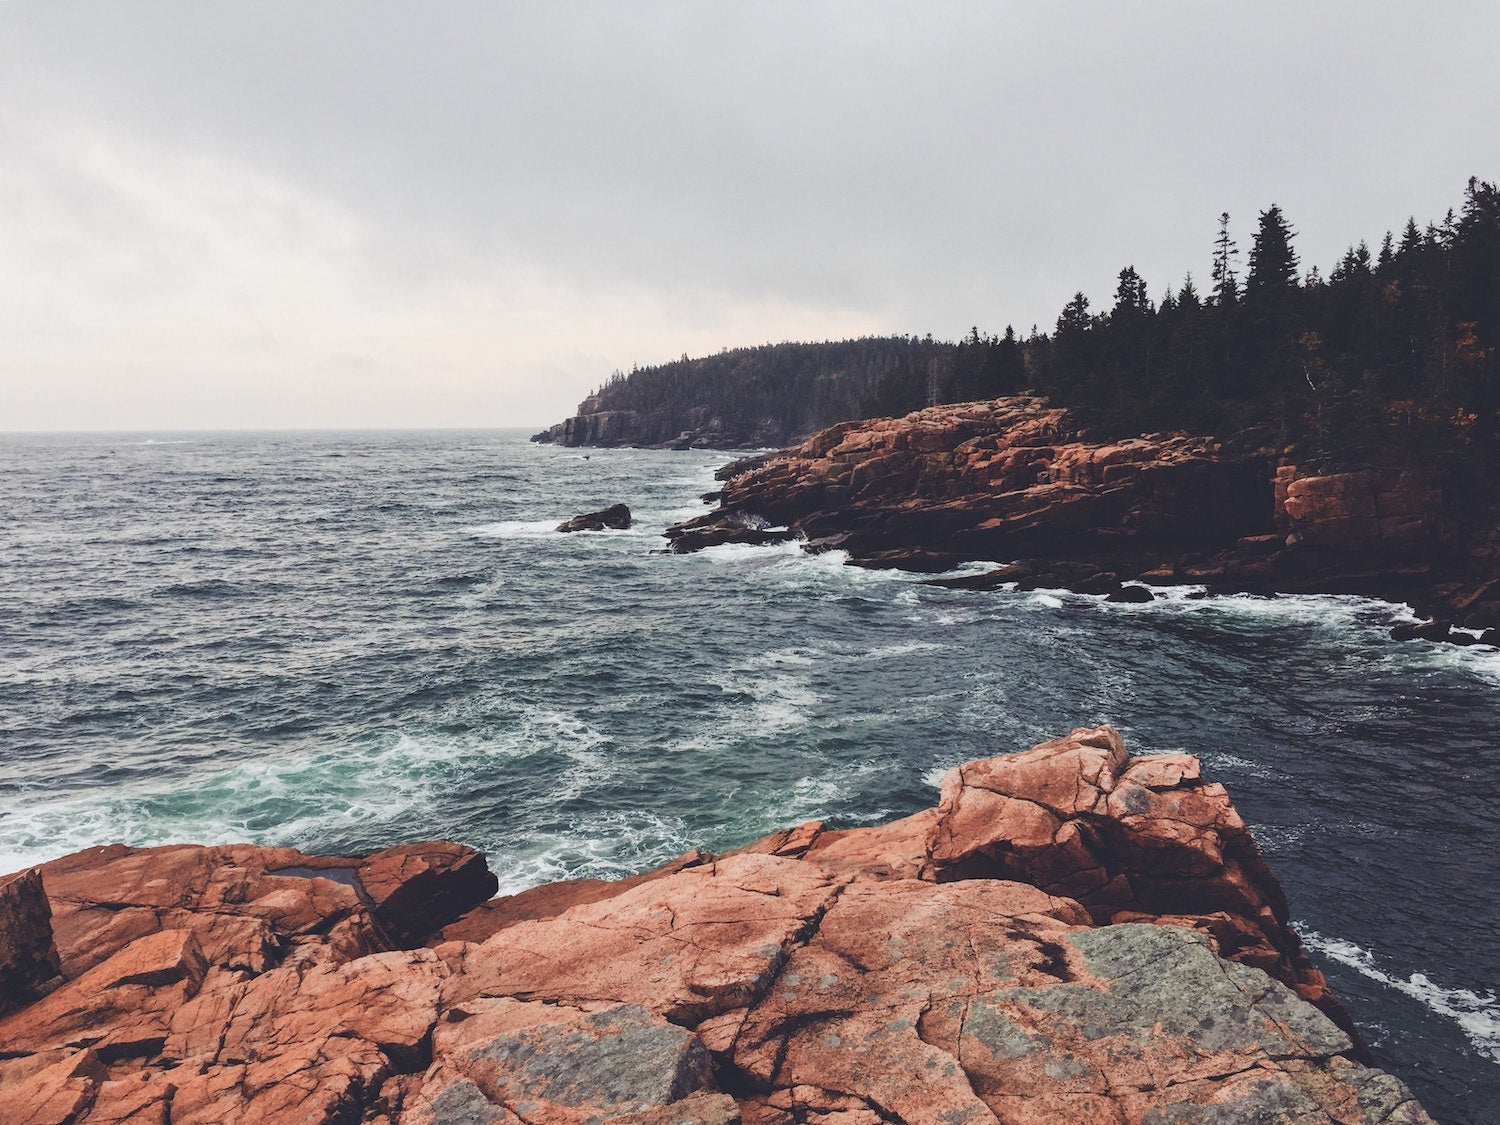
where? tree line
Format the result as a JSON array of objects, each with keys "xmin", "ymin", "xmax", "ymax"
[
  {"xmin": 578, "ymin": 178, "xmax": 1499, "ymax": 493},
  {"xmin": 1021, "ymin": 177, "xmax": 1499, "ymax": 487}
]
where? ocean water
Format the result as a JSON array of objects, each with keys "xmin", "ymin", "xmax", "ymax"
[{"xmin": 1, "ymin": 428, "xmax": 1497, "ymax": 1123}]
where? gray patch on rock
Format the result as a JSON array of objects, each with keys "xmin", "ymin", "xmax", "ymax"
[
  {"xmin": 472, "ymin": 1003, "xmax": 713, "ymax": 1111},
  {"xmin": 1221, "ymin": 958, "xmax": 1352, "ymax": 1057},
  {"xmin": 427, "ymin": 1077, "xmax": 509, "ymax": 1125},
  {"xmin": 961, "ymin": 1001, "xmax": 1051, "ymax": 1061},
  {"xmin": 1141, "ymin": 1072, "xmax": 1320, "ymax": 1123}
]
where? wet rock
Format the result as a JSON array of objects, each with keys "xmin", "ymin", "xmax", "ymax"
[
  {"xmin": 1390, "ymin": 619, "xmax": 1453, "ymax": 642},
  {"xmin": 557, "ymin": 503, "xmax": 633, "ymax": 532},
  {"xmin": 922, "ymin": 562, "xmax": 1034, "ymax": 590},
  {"xmin": 663, "ymin": 401, "xmax": 1500, "ymax": 627},
  {"xmin": 1106, "ymin": 584, "xmax": 1155, "ymax": 603}
]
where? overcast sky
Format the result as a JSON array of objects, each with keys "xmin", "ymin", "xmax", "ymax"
[{"xmin": 3, "ymin": 2, "xmax": 1497, "ymax": 430}]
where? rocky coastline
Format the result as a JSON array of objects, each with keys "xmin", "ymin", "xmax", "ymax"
[
  {"xmin": 0, "ymin": 728, "xmax": 1434, "ymax": 1124},
  {"xmin": 665, "ymin": 397, "xmax": 1500, "ymax": 643}
]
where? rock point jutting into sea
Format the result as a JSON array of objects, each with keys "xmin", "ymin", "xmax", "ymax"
[
  {"xmin": 665, "ymin": 396, "xmax": 1500, "ymax": 641},
  {"xmin": 0, "ymin": 727, "xmax": 1434, "ymax": 1124}
]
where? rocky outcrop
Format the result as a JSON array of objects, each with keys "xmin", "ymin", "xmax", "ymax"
[
  {"xmin": 533, "ymin": 402, "xmax": 648, "ymax": 448},
  {"xmin": 557, "ymin": 503, "xmax": 633, "ymax": 532},
  {"xmin": 665, "ymin": 398, "xmax": 1275, "ymax": 576},
  {"xmin": 0, "ymin": 729, "xmax": 1434, "ymax": 1123},
  {"xmin": 666, "ymin": 397, "xmax": 1500, "ymax": 631}
]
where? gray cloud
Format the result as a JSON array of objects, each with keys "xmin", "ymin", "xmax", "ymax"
[{"xmin": 2, "ymin": 1, "xmax": 1497, "ymax": 428}]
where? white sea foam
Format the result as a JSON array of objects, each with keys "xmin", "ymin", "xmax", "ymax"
[
  {"xmin": 0, "ymin": 717, "xmax": 613, "ymax": 877},
  {"xmin": 483, "ymin": 809, "xmax": 696, "ymax": 896},
  {"xmin": 1378, "ymin": 636, "xmax": 1500, "ymax": 685},
  {"xmin": 516, "ymin": 709, "xmax": 614, "ymax": 802},
  {"xmin": 464, "ymin": 519, "xmax": 561, "ymax": 539},
  {"xmin": 864, "ymin": 640, "xmax": 945, "ymax": 660},
  {"xmin": 921, "ymin": 764, "xmax": 955, "ymax": 789},
  {"xmin": 745, "ymin": 673, "xmax": 818, "ymax": 735},
  {"xmin": 764, "ymin": 759, "xmax": 891, "ymax": 826},
  {"xmin": 1300, "ymin": 928, "xmax": 1500, "ymax": 1064}
]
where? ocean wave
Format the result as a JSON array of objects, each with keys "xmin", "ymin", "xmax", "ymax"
[
  {"xmin": 483, "ymin": 808, "xmax": 696, "ymax": 896},
  {"xmin": 1300, "ymin": 928, "xmax": 1500, "ymax": 1064},
  {"xmin": 0, "ymin": 716, "xmax": 615, "ymax": 878},
  {"xmin": 761, "ymin": 758, "xmax": 893, "ymax": 827}
]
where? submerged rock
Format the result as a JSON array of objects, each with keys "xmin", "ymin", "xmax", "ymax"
[
  {"xmin": 1390, "ymin": 619, "xmax": 1453, "ymax": 642},
  {"xmin": 0, "ymin": 729, "xmax": 1435, "ymax": 1124},
  {"xmin": 557, "ymin": 503, "xmax": 632, "ymax": 532}
]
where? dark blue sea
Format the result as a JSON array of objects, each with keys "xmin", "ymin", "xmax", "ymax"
[{"xmin": 1, "ymin": 429, "xmax": 1496, "ymax": 1123}]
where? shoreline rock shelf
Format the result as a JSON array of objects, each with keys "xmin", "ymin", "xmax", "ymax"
[
  {"xmin": 665, "ymin": 396, "xmax": 1500, "ymax": 635},
  {"xmin": 0, "ymin": 728, "xmax": 1433, "ymax": 1123}
]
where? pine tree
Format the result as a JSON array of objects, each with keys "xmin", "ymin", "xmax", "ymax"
[
  {"xmin": 1212, "ymin": 212, "xmax": 1240, "ymax": 305},
  {"xmin": 1246, "ymin": 205, "xmax": 1299, "ymax": 297}
]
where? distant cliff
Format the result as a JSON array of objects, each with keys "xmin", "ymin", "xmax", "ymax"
[{"xmin": 532, "ymin": 335, "xmax": 1008, "ymax": 448}]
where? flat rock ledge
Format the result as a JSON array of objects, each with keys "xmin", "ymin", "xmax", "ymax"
[{"xmin": 0, "ymin": 728, "xmax": 1433, "ymax": 1125}]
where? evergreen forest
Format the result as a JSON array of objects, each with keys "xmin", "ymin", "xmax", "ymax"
[{"xmin": 576, "ymin": 178, "xmax": 1500, "ymax": 491}]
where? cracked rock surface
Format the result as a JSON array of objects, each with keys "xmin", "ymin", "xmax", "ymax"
[{"xmin": 0, "ymin": 729, "xmax": 1434, "ymax": 1124}]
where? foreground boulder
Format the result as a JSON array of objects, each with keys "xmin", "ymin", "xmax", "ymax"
[
  {"xmin": 558, "ymin": 502, "xmax": 633, "ymax": 532},
  {"xmin": 0, "ymin": 730, "xmax": 1433, "ymax": 1124}
]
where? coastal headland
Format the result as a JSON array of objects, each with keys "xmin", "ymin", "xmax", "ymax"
[
  {"xmin": 665, "ymin": 397, "xmax": 1500, "ymax": 642},
  {"xmin": 0, "ymin": 728, "xmax": 1434, "ymax": 1123}
]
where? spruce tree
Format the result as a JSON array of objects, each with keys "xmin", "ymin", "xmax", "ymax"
[
  {"xmin": 1246, "ymin": 205, "xmax": 1299, "ymax": 296},
  {"xmin": 1212, "ymin": 212, "xmax": 1240, "ymax": 305}
]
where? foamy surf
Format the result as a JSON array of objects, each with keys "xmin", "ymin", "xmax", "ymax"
[
  {"xmin": 1300, "ymin": 928, "xmax": 1500, "ymax": 1064},
  {"xmin": 464, "ymin": 519, "xmax": 561, "ymax": 539}
]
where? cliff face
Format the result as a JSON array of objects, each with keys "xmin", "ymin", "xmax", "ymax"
[
  {"xmin": 0, "ymin": 728, "xmax": 1433, "ymax": 1125},
  {"xmin": 666, "ymin": 397, "xmax": 1499, "ymax": 630},
  {"xmin": 532, "ymin": 398, "xmax": 797, "ymax": 450}
]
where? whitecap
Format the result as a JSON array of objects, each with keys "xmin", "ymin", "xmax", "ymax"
[
  {"xmin": 464, "ymin": 519, "xmax": 560, "ymax": 539},
  {"xmin": 864, "ymin": 640, "xmax": 945, "ymax": 660},
  {"xmin": 921, "ymin": 764, "xmax": 954, "ymax": 790},
  {"xmin": 1300, "ymin": 927, "xmax": 1500, "ymax": 1064}
]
